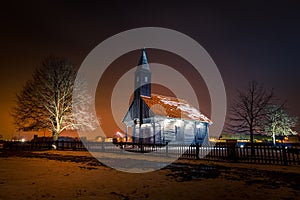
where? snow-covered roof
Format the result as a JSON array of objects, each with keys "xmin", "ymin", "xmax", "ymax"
[{"xmin": 141, "ymin": 94, "xmax": 212, "ymax": 124}]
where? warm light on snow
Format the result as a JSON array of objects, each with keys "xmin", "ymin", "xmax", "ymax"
[{"xmin": 115, "ymin": 131, "xmax": 125, "ymax": 138}]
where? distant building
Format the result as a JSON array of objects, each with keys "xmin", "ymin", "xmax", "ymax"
[{"xmin": 123, "ymin": 49, "xmax": 212, "ymax": 145}]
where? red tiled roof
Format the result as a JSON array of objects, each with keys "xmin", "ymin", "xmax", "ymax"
[{"xmin": 141, "ymin": 94, "xmax": 212, "ymax": 123}]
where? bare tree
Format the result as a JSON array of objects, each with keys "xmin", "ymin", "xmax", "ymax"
[
  {"xmin": 12, "ymin": 57, "xmax": 97, "ymax": 141},
  {"xmin": 227, "ymin": 81, "xmax": 275, "ymax": 155}
]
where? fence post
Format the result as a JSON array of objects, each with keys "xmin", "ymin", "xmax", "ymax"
[
  {"xmin": 196, "ymin": 142, "xmax": 200, "ymax": 159},
  {"xmin": 226, "ymin": 139, "xmax": 237, "ymax": 161},
  {"xmin": 47, "ymin": 141, "xmax": 50, "ymax": 150},
  {"xmin": 101, "ymin": 141, "xmax": 105, "ymax": 150},
  {"xmin": 140, "ymin": 142, "xmax": 143, "ymax": 152},
  {"xmin": 165, "ymin": 142, "xmax": 168, "ymax": 157},
  {"xmin": 282, "ymin": 145, "xmax": 288, "ymax": 165}
]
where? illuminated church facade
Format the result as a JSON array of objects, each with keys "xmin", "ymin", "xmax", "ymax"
[{"xmin": 123, "ymin": 49, "xmax": 212, "ymax": 145}]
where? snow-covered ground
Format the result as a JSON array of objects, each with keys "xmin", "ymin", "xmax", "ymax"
[{"xmin": 0, "ymin": 150, "xmax": 299, "ymax": 200}]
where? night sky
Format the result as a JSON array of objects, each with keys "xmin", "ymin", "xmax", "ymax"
[{"xmin": 1, "ymin": 1, "xmax": 300, "ymax": 139}]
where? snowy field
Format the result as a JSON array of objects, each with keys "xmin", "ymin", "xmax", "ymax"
[{"xmin": 0, "ymin": 150, "xmax": 299, "ymax": 200}]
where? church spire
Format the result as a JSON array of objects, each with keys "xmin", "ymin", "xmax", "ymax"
[
  {"xmin": 138, "ymin": 48, "xmax": 149, "ymax": 70},
  {"xmin": 134, "ymin": 48, "xmax": 151, "ymax": 98}
]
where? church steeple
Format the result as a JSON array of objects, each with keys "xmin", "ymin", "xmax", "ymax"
[
  {"xmin": 134, "ymin": 48, "xmax": 151, "ymax": 98},
  {"xmin": 138, "ymin": 48, "xmax": 149, "ymax": 70}
]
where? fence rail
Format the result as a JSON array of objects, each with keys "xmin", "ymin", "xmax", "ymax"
[{"xmin": 1, "ymin": 141, "xmax": 300, "ymax": 166}]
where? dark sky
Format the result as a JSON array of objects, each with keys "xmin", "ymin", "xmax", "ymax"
[{"xmin": 1, "ymin": 0, "xmax": 300, "ymax": 139}]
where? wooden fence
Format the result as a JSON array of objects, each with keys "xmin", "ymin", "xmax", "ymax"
[{"xmin": 2, "ymin": 141, "xmax": 300, "ymax": 166}]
